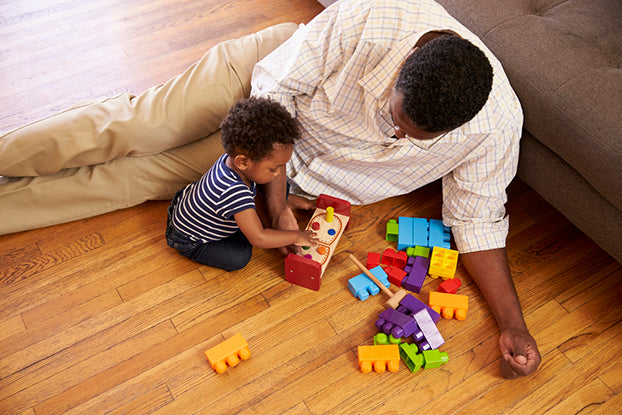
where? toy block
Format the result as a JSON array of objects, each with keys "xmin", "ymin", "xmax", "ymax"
[
  {"xmin": 285, "ymin": 194, "xmax": 350, "ymax": 291},
  {"xmin": 422, "ymin": 349, "xmax": 449, "ymax": 369},
  {"xmin": 428, "ymin": 246, "xmax": 459, "ymax": 280},
  {"xmin": 397, "ymin": 216, "xmax": 413, "ymax": 250},
  {"xmin": 406, "ymin": 245, "xmax": 430, "ymax": 258},
  {"xmin": 397, "ymin": 294, "xmax": 441, "ymax": 323},
  {"xmin": 429, "ymin": 291, "xmax": 469, "ymax": 320},
  {"xmin": 399, "ymin": 342, "xmax": 424, "ymax": 372},
  {"xmin": 428, "ymin": 219, "xmax": 451, "ymax": 249},
  {"xmin": 205, "ymin": 333, "xmax": 251, "ymax": 374},
  {"xmin": 385, "ymin": 266, "xmax": 407, "ymax": 287},
  {"xmin": 381, "ymin": 248, "xmax": 408, "ymax": 268},
  {"xmin": 402, "ymin": 255, "xmax": 430, "ymax": 293},
  {"xmin": 348, "ymin": 265, "xmax": 390, "ymax": 301},
  {"xmin": 357, "ymin": 344, "xmax": 400, "ymax": 373},
  {"xmin": 349, "ymin": 254, "xmax": 409, "ymax": 309},
  {"xmin": 412, "ymin": 309, "xmax": 444, "ymax": 351},
  {"xmin": 386, "ymin": 219, "xmax": 399, "ymax": 242},
  {"xmin": 367, "ymin": 252, "xmax": 381, "ymax": 269},
  {"xmin": 376, "ymin": 308, "xmax": 418, "ymax": 339},
  {"xmin": 374, "ymin": 332, "xmax": 402, "ymax": 345},
  {"xmin": 438, "ymin": 278, "xmax": 462, "ymax": 294}
]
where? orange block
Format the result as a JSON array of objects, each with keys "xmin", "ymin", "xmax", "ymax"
[
  {"xmin": 357, "ymin": 344, "xmax": 400, "ymax": 373},
  {"xmin": 205, "ymin": 333, "xmax": 251, "ymax": 374},
  {"xmin": 429, "ymin": 291, "xmax": 469, "ymax": 320}
]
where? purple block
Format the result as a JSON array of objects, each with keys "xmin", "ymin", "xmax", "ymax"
[
  {"xmin": 397, "ymin": 294, "xmax": 441, "ymax": 323},
  {"xmin": 412, "ymin": 309, "xmax": 444, "ymax": 350},
  {"xmin": 376, "ymin": 308, "xmax": 418, "ymax": 339},
  {"xmin": 402, "ymin": 256, "xmax": 429, "ymax": 294}
]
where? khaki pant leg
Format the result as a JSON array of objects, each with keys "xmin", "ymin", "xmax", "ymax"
[
  {"xmin": 0, "ymin": 131, "xmax": 223, "ymax": 235},
  {"xmin": 0, "ymin": 22, "xmax": 299, "ymax": 176}
]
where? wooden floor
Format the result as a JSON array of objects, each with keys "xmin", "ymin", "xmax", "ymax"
[{"xmin": 1, "ymin": 1, "xmax": 621, "ymax": 414}]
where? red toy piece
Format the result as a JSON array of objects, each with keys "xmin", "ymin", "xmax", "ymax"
[
  {"xmin": 367, "ymin": 252, "xmax": 381, "ymax": 269},
  {"xmin": 381, "ymin": 248, "xmax": 408, "ymax": 268},
  {"xmin": 385, "ymin": 266, "xmax": 407, "ymax": 287},
  {"xmin": 284, "ymin": 194, "xmax": 351, "ymax": 291},
  {"xmin": 438, "ymin": 278, "xmax": 462, "ymax": 294}
]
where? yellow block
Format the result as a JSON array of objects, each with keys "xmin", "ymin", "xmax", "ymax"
[{"xmin": 428, "ymin": 247, "xmax": 459, "ymax": 280}]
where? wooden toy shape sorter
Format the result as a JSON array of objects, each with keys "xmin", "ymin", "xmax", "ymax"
[{"xmin": 284, "ymin": 194, "xmax": 351, "ymax": 291}]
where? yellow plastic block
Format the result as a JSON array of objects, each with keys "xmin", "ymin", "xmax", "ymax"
[
  {"xmin": 205, "ymin": 333, "xmax": 251, "ymax": 374},
  {"xmin": 429, "ymin": 291, "xmax": 469, "ymax": 320},
  {"xmin": 428, "ymin": 247, "xmax": 459, "ymax": 280},
  {"xmin": 357, "ymin": 344, "xmax": 400, "ymax": 373}
]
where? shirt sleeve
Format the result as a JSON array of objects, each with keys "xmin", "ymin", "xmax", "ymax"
[
  {"xmin": 441, "ymin": 127, "xmax": 521, "ymax": 253},
  {"xmin": 250, "ymin": 3, "xmax": 346, "ymax": 116}
]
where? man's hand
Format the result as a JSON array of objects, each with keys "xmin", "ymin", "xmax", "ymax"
[{"xmin": 499, "ymin": 328, "xmax": 541, "ymax": 379}]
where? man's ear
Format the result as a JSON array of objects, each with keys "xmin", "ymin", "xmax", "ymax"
[{"xmin": 232, "ymin": 154, "xmax": 251, "ymax": 171}]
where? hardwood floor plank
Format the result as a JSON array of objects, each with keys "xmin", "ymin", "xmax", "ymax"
[{"xmin": 543, "ymin": 378, "xmax": 615, "ymax": 415}]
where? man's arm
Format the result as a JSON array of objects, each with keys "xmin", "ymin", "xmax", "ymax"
[{"xmin": 460, "ymin": 247, "xmax": 541, "ymax": 378}]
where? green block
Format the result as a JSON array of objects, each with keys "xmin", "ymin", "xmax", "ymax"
[
  {"xmin": 374, "ymin": 333, "xmax": 401, "ymax": 345},
  {"xmin": 386, "ymin": 219, "xmax": 399, "ymax": 242},
  {"xmin": 422, "ymin": 349, "xmax": 449, "ymax": 369},
  {"xmin": 399, "ymin": 343, "xmax": 423, "ymax": 372},
  {"xmin": 406, "ymin": 245, "xmax": 430, "ymax": 258}
]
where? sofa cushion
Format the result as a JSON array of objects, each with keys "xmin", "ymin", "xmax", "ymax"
[{"xmin": 435, "ymin": 0, "xmax": 622, "ymax": 211}]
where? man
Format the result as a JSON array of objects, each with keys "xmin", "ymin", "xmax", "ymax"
[{"xmin": 0, "ymin": 0, "xmax": 540, "ymax": 378}]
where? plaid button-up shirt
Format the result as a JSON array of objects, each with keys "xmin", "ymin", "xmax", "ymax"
[{"xmin": 251, "ymin": 0, "xmax": 523, "ymax": 253}]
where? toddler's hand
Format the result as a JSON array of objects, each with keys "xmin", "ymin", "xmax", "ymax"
[{"xmin": 295, "ymin": 230, "xmax": 318, "ymax": 247}]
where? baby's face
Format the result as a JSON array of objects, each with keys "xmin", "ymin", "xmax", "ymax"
[{"xmin": 244, "ymin": 143, "xmax": 293, "ymax": 185}]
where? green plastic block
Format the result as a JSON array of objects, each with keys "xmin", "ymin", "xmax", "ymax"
[
  {"xmin": 399, "ymin": 343, "xmax": 423, "ymax": 372},
  {"xmin": 386, "ymin": 219, "xmax": 399, "ymax": 242},
  {"xmin": 422, "ymin": 349, "xmax": 449, "ymax": 369},
  {"xmin": 406, "ymin": 245, "xmax": 430, "ymax": 258},
  {"xmin": 374, "ymin": 332, "xmax": 401, "ymax": 345}
]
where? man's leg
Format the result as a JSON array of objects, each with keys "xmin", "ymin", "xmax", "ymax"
[
  {"xmin": 0, "ymin": 23, "xmax": 299, "ymax": 177},
  {"xmin": 0, "ymin": 23, "xmax": 299, "ymax": 235}
]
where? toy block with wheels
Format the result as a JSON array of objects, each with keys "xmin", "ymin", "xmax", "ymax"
[
  {"xmin": 205, "ymin": 333, "xmax": 251, "ymax": 374},
  {"xmin": 285, "ymin": 194, "xmax": 351, "ymax": 291},
  {"xmin": 357, "ymin": 344, "xmax": 400, "ymax": 373},
  {"xmin": 428, "ymin": 246, "xmax": 459, "ymax": 280},
  {"xmin": 429, "ymin": 291, "xmax": 469, "ymax": 320}
]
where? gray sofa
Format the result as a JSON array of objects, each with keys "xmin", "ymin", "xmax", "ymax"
[{"xmin": 318, "ymin": 0, "xmax": 622, "ymax": 262}]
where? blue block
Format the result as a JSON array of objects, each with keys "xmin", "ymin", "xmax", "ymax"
[
  {"xmin": 347, "ymin": 266, "xmax": 389, "ymax": 301},
  {"xmin": 428, "ymin": 219, "xmax": 451, "ymax": 249},
  {"xmin": 397, "ymin": 216, "xmax": 413, "ymax": 251},
  {"xmin": 412, "ymin": 218, "xmax": 430, "ymax": 247}
]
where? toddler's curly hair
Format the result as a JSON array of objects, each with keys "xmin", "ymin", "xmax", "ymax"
[{"xmin": 220, "ymin": 96, "xmax": 300, "ymax": 161}]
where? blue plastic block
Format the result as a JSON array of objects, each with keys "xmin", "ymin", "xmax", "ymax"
[
  {"xmin": 412, "ymin": 218, "xmax": 430, "ymax": 248},
  {"xmin": 347, "ymin": 266, "xmax": 389, "ymax": 301},
  {"xmin": 397, "ymin": 217, "xmax": 413, "ymax": 251},
  {"xmin": 428, "ymin": 219, "xmax": 451, "ymax": 249}
]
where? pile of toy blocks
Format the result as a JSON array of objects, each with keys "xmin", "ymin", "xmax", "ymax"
[{"xmin": 351, "ymin": 217, "xmax": 469, "ymax": 373}]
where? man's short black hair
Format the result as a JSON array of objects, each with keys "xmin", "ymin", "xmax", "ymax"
[
  {"xmin": 396, "ymin": 35, "xmax": 493, "ymax": 133},
  {"xmin": 220, "ymin": 96, "xmax": 300, "ymax": 161}
]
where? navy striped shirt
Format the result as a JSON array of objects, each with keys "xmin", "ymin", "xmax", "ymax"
[{"xmin": 171, "ymin": 154, "xmax": 256, "ymax": 243}]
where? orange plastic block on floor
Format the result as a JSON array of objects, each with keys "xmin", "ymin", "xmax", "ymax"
[
  {"xmin": 428, "ymin": 247, "xmax": 459, "ymax": 280},
  {"xmin": 205, "ymin": 333, "xmax": 251, "ymax": 374},
  {"xmin": 429, "ymin": 291, "xmax": 469, "ymax": 320},
  {"xmin": 357, "ymin": 344, "xmax": 400, "ymax": 373}
]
